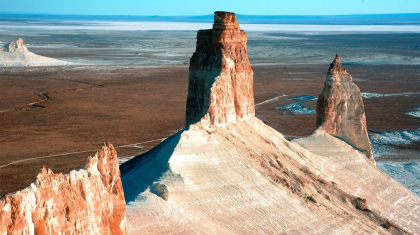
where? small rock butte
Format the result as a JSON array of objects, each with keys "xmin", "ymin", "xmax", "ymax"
[{"xmin": 316, "ymin": 54, "xmax": 374, "ymax": 163}]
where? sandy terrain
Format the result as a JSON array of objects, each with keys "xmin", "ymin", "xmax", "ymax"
[{"xmin": 0, "ymin": 63, "xmax": 419, "ymax": 196}]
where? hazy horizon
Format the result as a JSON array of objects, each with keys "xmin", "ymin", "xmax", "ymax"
[{"xmin": 1, "ymin": 12, "xmax": 420, "ymax": 26}]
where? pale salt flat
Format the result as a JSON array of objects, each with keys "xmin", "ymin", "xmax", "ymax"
[
  {"xmin": 277, "ymin": 95, "xmax": 317, "ymax": 115},
  {"xmin": 369, "ymin": 130, "xmax": 420, "ymax": 146},
  {"xmin": 277, "ymin": 102, "xmax": 316, "ymax": 115},
  {"xmin": 406, "ymin": 107, "xmax": 420, "ymax": 117},
  {"xmin": 369, "ymin": 130, "xmax": 420, "ymax": 159},
  {"xmin": 3, "ymin": 21, "xmax": 420, "ymax": 33},
  {"xmin": 376, "ymin": 162, "xmax": 420, "ymax": 196},
  {"xmin": 362, "ymin": 92, "xmax": 420, "ymax": 98}
]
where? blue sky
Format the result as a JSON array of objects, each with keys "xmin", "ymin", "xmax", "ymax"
[{"xmin": 2, "ymin": 0, "xmax": 420, "ymax": 15}]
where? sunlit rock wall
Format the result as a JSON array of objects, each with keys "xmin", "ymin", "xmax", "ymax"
[
  {"xmin": 185, "ymin": 11, "xmax": 255, "ymax": 128},
  {"xmin": 0, "ymin": 143, "xmax": 127, "ymax": 235}
]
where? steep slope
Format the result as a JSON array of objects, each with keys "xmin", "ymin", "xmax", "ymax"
[
  {"xmin": 121, "ymin": 11, "xmax": 420, "ymax": 234},
  {"xmin": 316, "ymin": 54, "xmax": 374, "ymax": 162},
  {"xmin": 0, "ymin": 143, "xmax": 127, "ymax": 235},
  {"xmin": 0, "ymin": 38, "xmax": 71, "ymax": 67},
  {"xmin": 294, "ymin": 131, "xmax": 420, "ymax": 234}
]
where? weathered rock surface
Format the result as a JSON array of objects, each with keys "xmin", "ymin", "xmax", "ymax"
[
  {"xmin": 185, "ymin": 11, "xmax": 254, "ymax": 128},
  {"xmin": 316, "ymin": 54, "xmax": 374, "ymax": 162},
  {"xmin": 0, "ymin": 143, "xmax": 127, "ymax": 235},
  {"xmin": 121, "ymin": 12, "xmax": 419, "ymax": 234},
  {"xmin": 2, "ymin": 38, "xmax": 29, "ymax": 52},
  {"xmin": 355, "ymin": 197, "xmax": 368, "ymax": 210}
]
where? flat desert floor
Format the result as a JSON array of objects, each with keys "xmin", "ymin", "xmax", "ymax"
[{"xmin": 0, "ymin": 28, "xmax": 419, "ymax": 196}]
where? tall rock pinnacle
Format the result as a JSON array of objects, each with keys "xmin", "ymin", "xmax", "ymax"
[
  {"xmin": 316, "ymin": 55, "xmax": 374, "ymax": 163},
  {"xmin": 185, "ymin": 11, "xmax": 255, "ymax": 128}
]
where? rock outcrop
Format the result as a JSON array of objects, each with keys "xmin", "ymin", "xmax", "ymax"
[
  {"xmin": 121, "ymin": 12, "xmax": 420, "ymax": 234},
  {"xmin": 0, "ymin": 38, "xmax": 71, "ymax": 67},
  {"xmin": 316, "ymin": 54, "xmax": 374, "ymax": 163},
  {"xmin": 2, "ymin": 38, "xmax": 28, "ymax": 52},
  {"xmin": 0, "ymin": 143, "xmax": 127, "ymax": 235},
  {"xmin": 185, "ymin": 11, "xmax": 254, "ymax": 128}
]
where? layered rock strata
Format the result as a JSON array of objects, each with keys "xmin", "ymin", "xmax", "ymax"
[
  {"xmin": 0, "ymin": 143, "xmax": 127, "ymax": 235},
  {"xmin": 185, "ymin": 11, "xmax": 254, "ymax": 128},
  {"xmin": 2, "ymin": 38, "xmax": 28, "ymax": 52},
  {"xmin": 121, "ymin": 12, "xmax": 420, "ymax": 234},
  {"xmin": 316, "ymin": 54, "xmax": 374, "ymax": 163}
]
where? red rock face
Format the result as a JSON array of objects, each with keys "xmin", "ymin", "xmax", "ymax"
[
  {"xmin": 185, "ymin": 11, "xmax": 255, "ymax": 128},
  {"xmin": 0, "ymin": 143, "xmax": 127, "ymax": 235},
  {"xmin": 316, "ymin": 55, "xmax": 375, "ymax": 163}
]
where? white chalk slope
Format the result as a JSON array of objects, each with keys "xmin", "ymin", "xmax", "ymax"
[
  {"xmin": 0, "ymin": 50, "xmax": 70, "ymax": 67},
  {"xmin": 121, "ymin": 118, "xmax": 420, "ymax": 234}
]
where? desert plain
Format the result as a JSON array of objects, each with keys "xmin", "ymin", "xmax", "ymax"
[{"xmin": 0, "ymin": 25, "xmax": 419, "ymax": 197}]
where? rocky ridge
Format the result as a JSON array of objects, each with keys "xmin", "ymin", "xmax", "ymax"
[
  {"xmin": 121, "ymin": 12, "xmax": 420, "ymax": 234},
  {"xmin": 316, "ymin": 54, "xmax": 374, "ymax": 162},
  {"xmin": 0, "ymin": 143, "xmax": 127, "ymax": 235}
]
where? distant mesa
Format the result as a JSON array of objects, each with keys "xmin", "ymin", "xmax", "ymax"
[
  {"xmin": 0, "ymin": 38, "xmax": 71, "ymax": 67},
  {"xmin": 316, "ymin": 54, "xmax": 375, "ymax": 163}
]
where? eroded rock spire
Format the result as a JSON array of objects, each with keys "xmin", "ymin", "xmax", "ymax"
[
  {"xmin": 185, "ymin": 11, "xmax": 255, "ymax": 128},
  {"xmin": 316, "ymin": 54, "xmax": 375, "ymax": 163}
]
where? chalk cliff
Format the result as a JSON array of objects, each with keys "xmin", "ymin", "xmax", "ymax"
[
  {"xmin": 185, "ymin": 11, "xmax": 254, "ymax": 128},
  {"xmin": 316, "ymin": 54, "xmax": 374, "ymax": 163},
  {"xmin": 121, "ymin": 12, "xmax": 420, "ymax": 234},
  {"xmin": 0, "ymin": 143, "xmax": 127, "ymax": 235}
]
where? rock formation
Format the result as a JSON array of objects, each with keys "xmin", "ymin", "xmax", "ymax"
[
  {"xmin": 0, "ymin": 38, "xmax": 70, "ymax": 67},
  {"xmin": 121, "ymin": 12, "xmax": 420, "ymax": 234},
  {"xmin": 2, "ymin": 38, "xmax": 28, "ymax": 52},
  {"xmin": 2, "ymin": 12, "xmax": 418, "ymax": 235},
  {"xmin": 185, "ymin": 11, "xmax": 254, "ymax": 128},
  {"xmin": 0, "ymin": 143, "xmax": 127, "ymax": 235},
  {"xmin": 316, "ymin": 54, "xmax": 374, "ymax": 163}
]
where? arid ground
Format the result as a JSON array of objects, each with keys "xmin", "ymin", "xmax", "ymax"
[
  {"xmin": 0, "ymin": 29, "xmax": 419, "ymax": 196},
  {"xmin": 1, "ymin": 63, "xmax": 419, "ymax": 195}
]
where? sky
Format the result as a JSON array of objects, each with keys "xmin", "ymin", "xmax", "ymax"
[{"xmin": 1, "ymin": 0, "xmax": 420, "ymax": 16}]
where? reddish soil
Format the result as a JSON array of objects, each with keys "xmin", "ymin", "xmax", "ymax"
[{"xmin": 0, "ymin": 64, "xmax": 419, "ymax": 195}]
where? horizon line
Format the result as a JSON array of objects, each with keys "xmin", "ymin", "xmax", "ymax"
[{"xmin": 1, "ymin": 12, "xmax": 420, "ymax": 17}]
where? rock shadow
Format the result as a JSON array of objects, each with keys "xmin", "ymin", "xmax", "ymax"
[{"xmin": 120, "ymin": 129, "xmax": 183, "ymax": 203}]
